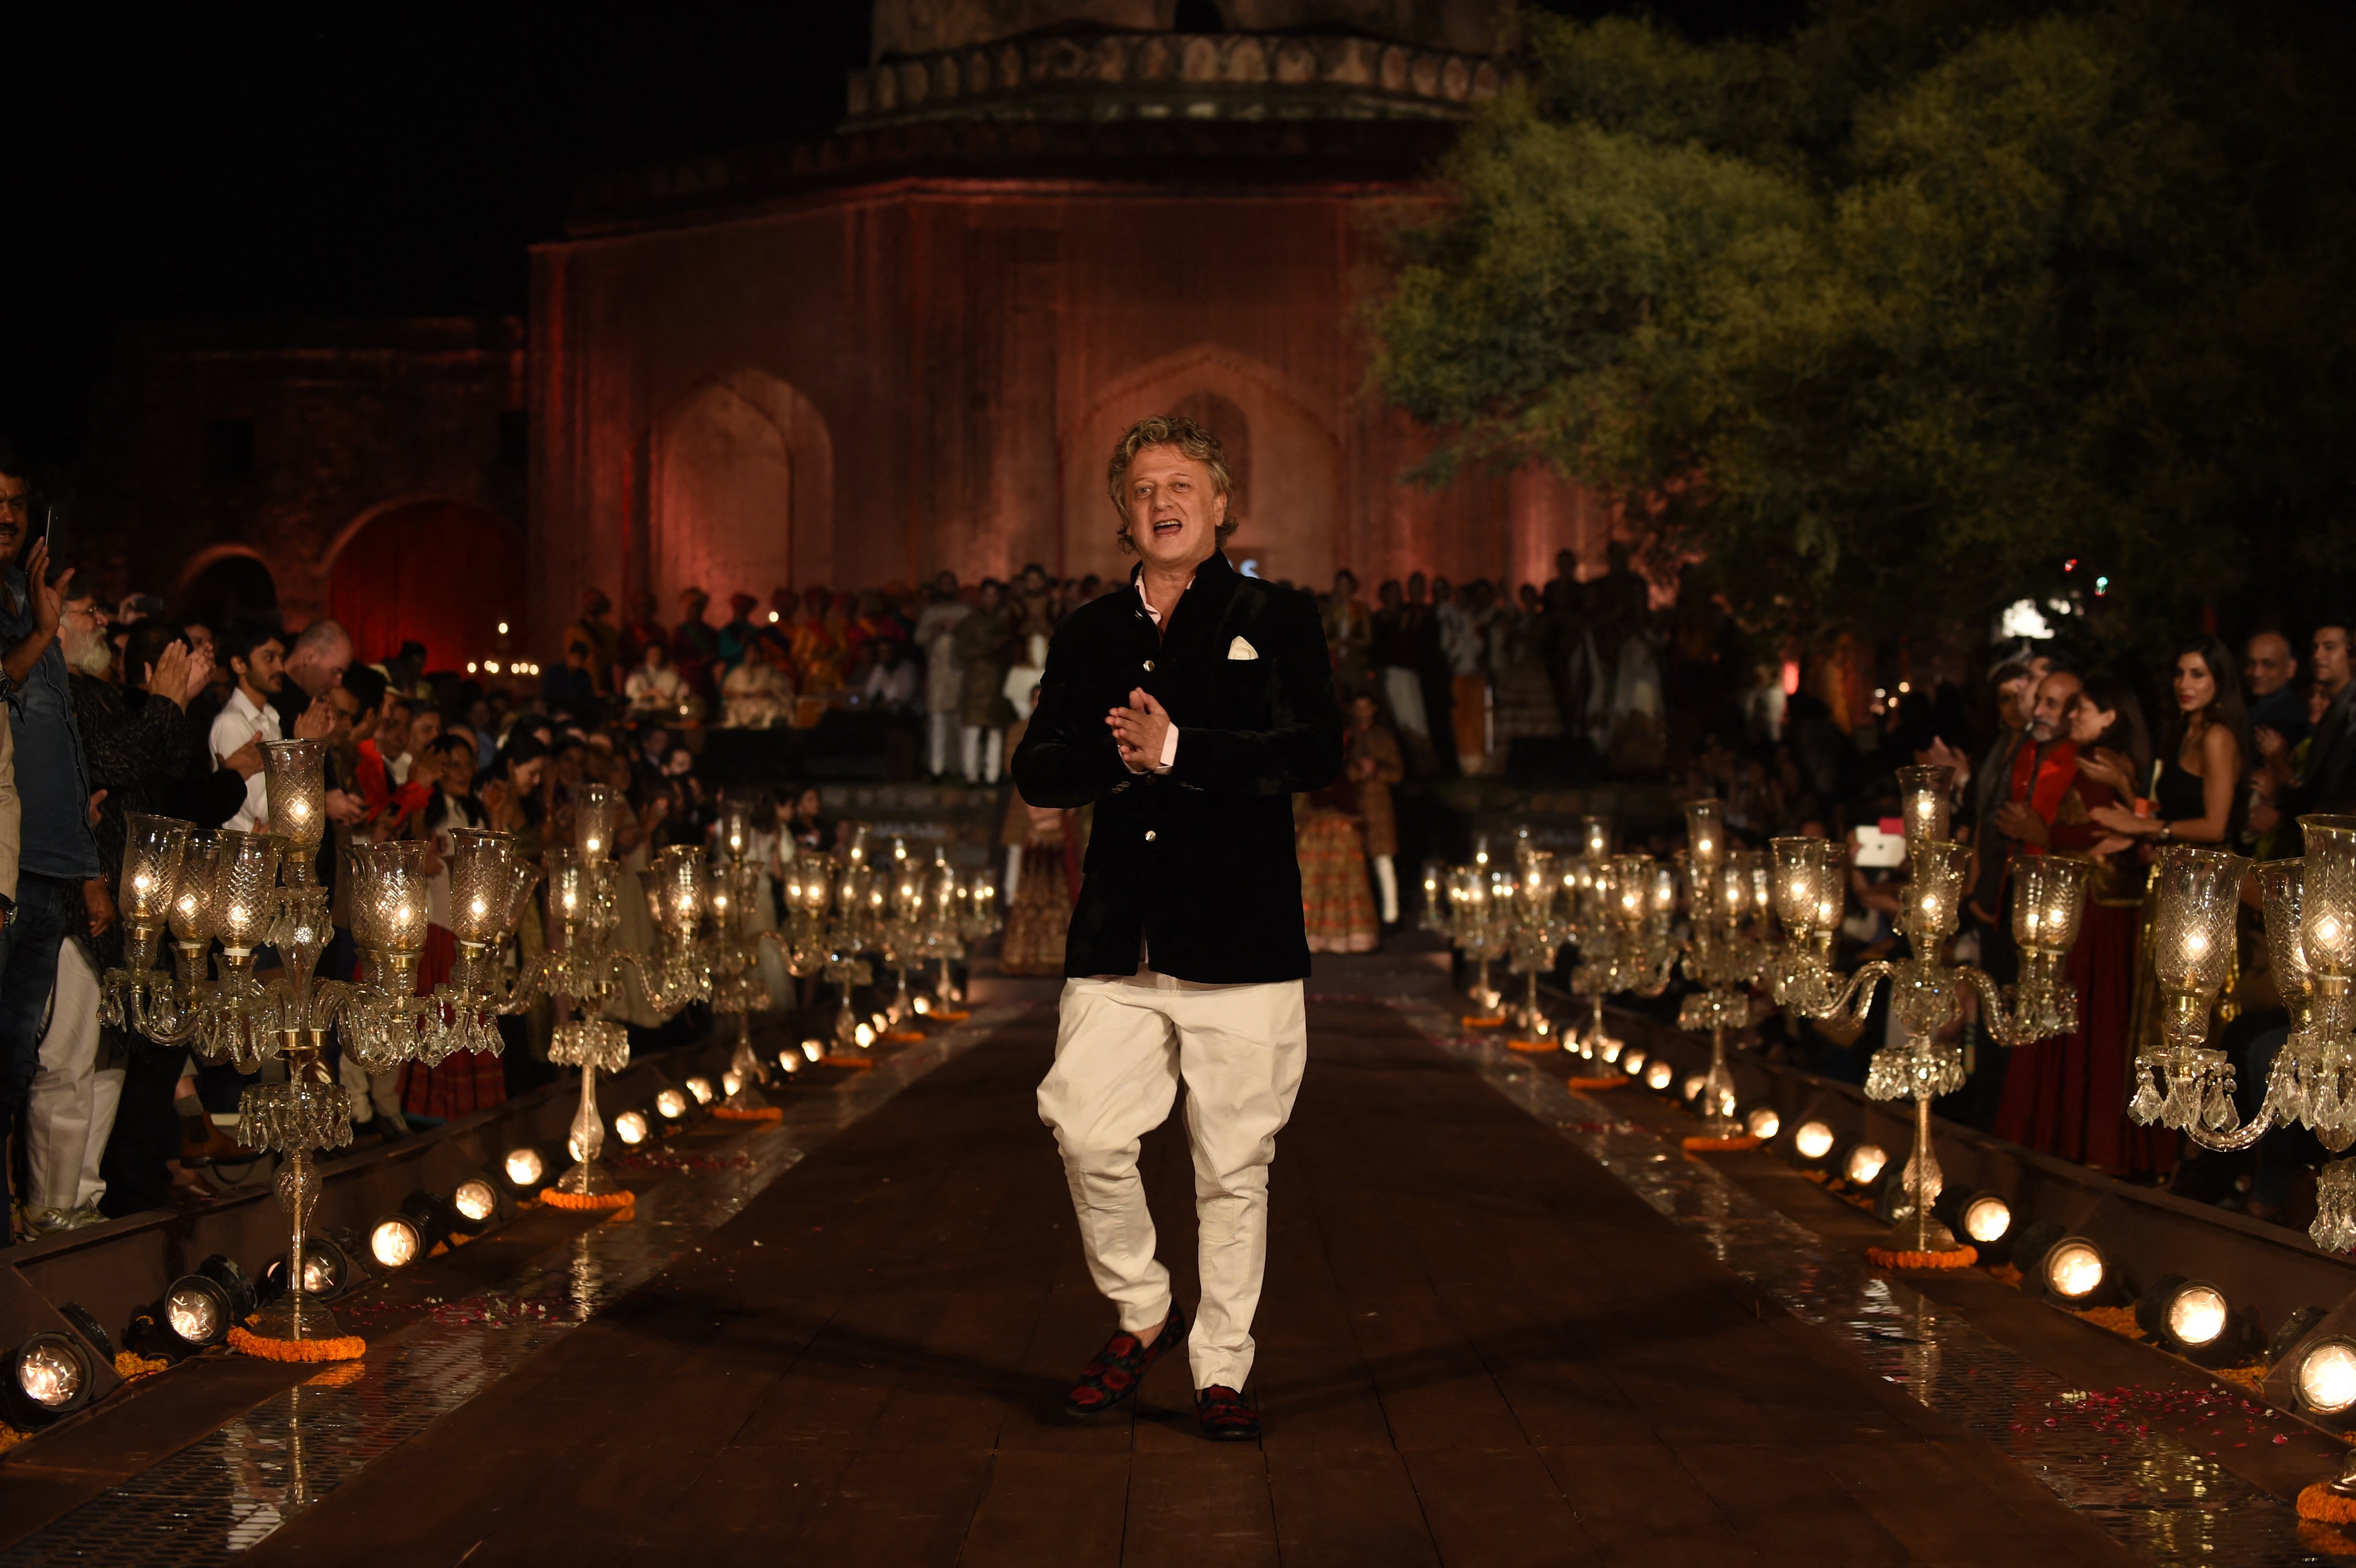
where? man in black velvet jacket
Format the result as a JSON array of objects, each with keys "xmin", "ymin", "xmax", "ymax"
[{"xmin": 1016, "ymin": 414, "xmax": 1342, "ymax": 1442}]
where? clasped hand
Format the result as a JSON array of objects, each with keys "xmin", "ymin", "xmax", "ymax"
[{"xmin": 1107, "ymin": 687, "xmax": 1172, "ymax": 773}]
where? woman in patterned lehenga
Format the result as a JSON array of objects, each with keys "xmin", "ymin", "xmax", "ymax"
[
  {"xmin": 998, "ymin": 709, "xmax": 1088, "ymax": 976},
  {"xmin": 1297, "ymin": 773, "xmax": 1378, "ymax": 954}
]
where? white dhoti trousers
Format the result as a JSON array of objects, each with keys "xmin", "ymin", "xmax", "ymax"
[
  {"xmin": 27, "ymin": 940, "xmax": 120, "ymax": 1213},
  {"xmin": 1036, "ymin": 969, "xmax": 1307, "ymax": 1392}
]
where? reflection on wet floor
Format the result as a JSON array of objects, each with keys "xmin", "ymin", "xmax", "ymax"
[
  {"xmin": 1378, "ymin": 997, "xmax": 2330, "ymax": 1567},
  {"xmin": 0, "ymin": 1006, "xmax": 1026, "ymax": 1568}
]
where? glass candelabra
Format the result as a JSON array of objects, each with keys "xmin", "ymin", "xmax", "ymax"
[{"xmin": 1783, "ymin": 765, "xmax": 2089, "ymax": 1255}]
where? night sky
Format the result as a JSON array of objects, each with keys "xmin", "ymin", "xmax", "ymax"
[{"xmin": 2, "ymin": 0, "xmax": 1801, "ymax": 474}]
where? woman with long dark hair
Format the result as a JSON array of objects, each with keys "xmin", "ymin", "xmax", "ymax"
[
  {"xmin": 2089, "ymin": 637, "xmax": 2247, "ymax": 847},
  {"xmin": 1997, "ymin": 674, "xmax": 2172, "ymax": 1174}
]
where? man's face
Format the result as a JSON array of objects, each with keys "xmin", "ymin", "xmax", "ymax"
[
  {"xmin": 1996, "ymin": 672, "xmax": 2032, "ymax": 728},
  {"xmin": 2317, "ymin": 627, "xmax": 2353, "ymax": 692},
  {"xmin": 2245, "ymin": 632, "xmax": 2296, "ymax": 697},
  {"xmin": 59, "ymin": 597, "xmax": 109, "ymax": 676},
  {"xmin": 0, "ymin": 471, "xmax": 27, "ymax": 563},
  {"xmin": 1123, "ymin": 445, "xmax": 1226, "ymax": 570},
  {"xmin": 2028, "ymin": 672, "xmax": 2083, "ymax": 743},
  {"xmin": 295, "ymin": 638, "xmax": 351, "ymax": 697},
  {"xmin": 324, "ymin": 687, "xmax": 361, "ymax": 745},
  {"xmin": 234, "ymin": 639, "xmax": 286, "ymax": 697},
  {"xmin": 1349, "ymin": 695, "xmax": 1377, "ymax": 730},
  {"xmin": 410, "ymin": 711, "xmax": 442, "ymax": 754}
]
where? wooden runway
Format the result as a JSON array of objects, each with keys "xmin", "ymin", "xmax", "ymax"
[{"xmin": 240, "ymin": 1000, "xmax": 2130, "ymax": 1567}]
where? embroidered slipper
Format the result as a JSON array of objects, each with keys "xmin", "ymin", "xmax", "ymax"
[
  {"xmin": 1195, "ymin": 1383, "xmax": 1261, "ymax": 1442},
  {"xmin": 1063, "ymin": 1301, "xmax": 1189, "ymax": 1419}
]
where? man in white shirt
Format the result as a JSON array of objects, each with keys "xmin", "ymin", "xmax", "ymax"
[{"xmin": 209, "ymin": 623, "xmax": 285, "ymax": 830}]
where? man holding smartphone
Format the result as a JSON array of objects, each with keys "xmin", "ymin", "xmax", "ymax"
[{"xmin": 0, "ymin": 446, "xmax": 109, "ymax": 1241}]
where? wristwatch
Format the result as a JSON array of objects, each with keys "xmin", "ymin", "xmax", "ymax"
[{"xmin": 2157, "ymin": 822, "xmax": 2175, "ymax": 843}]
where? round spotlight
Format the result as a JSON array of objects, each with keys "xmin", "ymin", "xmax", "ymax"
[
  {"xmin": 1745, "ymin": 1107, "xmax": 1779, "ymax": 1141},
  {"xmin": 1843, "ymin": 1143, "xmax": 1887, "ymax": 1186},
  {"xmin": 452, "ymin": 1178, "xmax": 499, "ymax": 1226},
  {"xmin": 370, "ymin": 1215, "xmax": 424, "ymax": 1270},
  {"xmin": 2166, "ymin": 1283, "xmax": 2229, "ymax": 1350},
  {"xmin": 5, "ymin": 1333, "xmax": 95, "ymax": 1427},
  {"xmin": 1599, "ymin": 1039, "xmax": 1623, "ymax": 1064},
  {"xmin": 2042, "ymin": 1238, "xmax": 2106, "ymax": 1301},
  {"xmin": 912, "ymin": 994, "xmax": 933, "ymax": 1016},
  {"xmin": 801, "ymin": 1039, "xmax": 825, "ymax": 1062},
  {"xmin": 198, "ymin": 1254, "xmax": 259, "ymax": 1321},
  {"xmin": 615, "ymin": 1110, "xmax": 650, "ymax": 1146},
  {"xmin": 854, "ymin": 1022, "xmax": 877, "ymax": 1048},
  {"xmin": 870, "ymin": 1012, "xmax": 888, "ymax": 1032},
  {"xmin": 1960, "ymin": 1193, "xmax": 2012, "ymax": 1245},
  {"xmin": 1644, "ymin": 1059, "xmax": 1674, "ymax": 1091},
  {"xmin": 2303, "ymin": 1339, "xmax": 2356, "ymax": 1415},
  {"xmin": 163, "ymin": 1274, "xmax": 232, "ymax": 1352},
  {"xmin": 655, "ymin": 1088, "xmax": 688, "ymax": 1121},
  {"xmin": 778, "ymin": 1049, "xmax": 803, "ymax": 1075},
  {"xmin": 721, "ymin": 1070, "xmax": 744, "ymax": 1097},
  {"xmin": 1793, "ymin": 1121, "xmax": 1835, "ymax": 1161},
  {"xmin": 1680, "ymin": 1074, "xmax": 1706, "ymax": 1103},
  {"xmin": 505, "ymin": 1146, "xmax": 546, "ymax": 1187},
  {"xmin": 686, "ymin": 1076, "xmax": 715, "ymax": 1105},
  {"xmin": 1622, "ymin": 1048, "xmax": 1647, "ymax": 1076}
]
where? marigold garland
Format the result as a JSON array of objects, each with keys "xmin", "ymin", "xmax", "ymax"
[
  {"xmin": 538, "ymin": 1188, "xmax": 635, "ymax": 1212},
  {"xmin": 1570, "ymin": 1074, "xmax": 1630, "ymax": 1091},
  {"xmin": 2302, "ymin": 1485, "xmax": 2356, "ymax": 1528},
  {"xmin": 2211, "ymin": 1362, "xmax": 2269, "ymax": 1393},
  {"xmin": 1461, "ymin": 1015, "xmax": 1506, "ymax": 1029},
  {"xmin": 0, "ymin": 1424, "xmax": 29, "ymax": 1454},
  {"xmin": 2073, "ymin": 1304, "xmax": 2147, "ymax": 1339},
  {"xmin": 113, "ymin": 1350, "xmax": 170, "ymax": 1380},
  {"xmin": 883, "ymin": 1030, "xmax": 926, "ymax": 1044},
  {"xmin": 1505, "ymin": 1038, "xmax": 1560, "ymax": 1054},
  {"xmin": 711, "ymin": 1105, "xmax": 785, "ymax": 1122},
  {"xmin": 930, "ymin": 1009, "xmax": 971, "ymax": 1023},
  {"xmin": 1681, "ymin": 1134, "xmax": 1762, "ymax": 1153},
  {"xmin": 1866, "ymin": 1244, "xmax": 1979, "ymax": 1271},
  {"xmin": 819, "ymin": 1054, "xmax": 877, "ymax": 1071},
  {"xmin": 1988, "ymin": 1263, "xmax": 2024, "ymax": 1287},
  {"xmin": 228, "ymin": 1326, "xmax": 366, "ymax": 1363},
  {"xmin": 2299, "ymin": 1516, "xmax": 2356, "ymax": 1558}
]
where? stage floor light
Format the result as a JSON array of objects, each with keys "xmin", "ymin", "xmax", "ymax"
[
  {"xmin": 2300, "ymin": 1338, "xmax": 2356, "ymax": 1416},
  {"xmin": 615, "ymin": 1110, "xmax": 651, "ymax": 1146},
  {"xmin": 1644, "ymin": 1059, "xmax": 1674, "ymax": 1091},
  {"xmin": 686, "ymin": 1076, "xmax": 716, "ymax": 1105},
  {"xmin": 5, "ymin": 1332, "xmax": 96, "ymax": 1428},
  {"xmin": 1745, "ymin": 1107, "xmax": 1780, "ymax": 1141},
  {"xmin": 1842, "ymin": 1143, "xmax": 1888, "ymax": 1187},
  {"xmin": 655, "ymin": 1087, "xmax": 689, "ymax": 1123},
  {"xmin": 2041, "ymin": 1237, "xmax": 2108, "ymax": 1303},
  {"xmin": 1791, "ymin": 1120, "xmax": 1835, "ymax": 1163}
]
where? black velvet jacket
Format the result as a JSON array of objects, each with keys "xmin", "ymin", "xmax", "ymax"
[{"xmin": 1012, "ymin": 551, "xmax": 1343, "ymax": 983}]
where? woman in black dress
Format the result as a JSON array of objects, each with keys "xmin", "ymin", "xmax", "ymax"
[{"xmin": 2090, "ymin": 637, "xmax": 2247, "ymax": 849}]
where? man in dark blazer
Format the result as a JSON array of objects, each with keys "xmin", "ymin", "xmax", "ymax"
[{"xmin": 1014, "ymin": 413, "xmax": 1342, "ymax": 1442}]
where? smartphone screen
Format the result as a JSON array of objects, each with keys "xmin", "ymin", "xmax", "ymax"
[
  {"xmin": 40, "ymin": 502, "xmax": 65, "ymax": 585},
  {"xmin": 1851, "ymin": 823, "xmax": 1907, "ymax": 869}
]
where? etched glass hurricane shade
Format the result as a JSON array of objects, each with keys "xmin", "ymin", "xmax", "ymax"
[
  {"xmin": 261, "ymin": 740, "xmax": 329, "ymax": 867},
  {"xmin": 544, "ymin": 849, "xmax": 591, "ymax": 947},
  {"xmin": 1581, "ymin": 816, "xmax": 1611, "ymax": 862},
  {"xmin": 350, "ymin": 841, "xmax": 430, "ymax": 958},
  {"xmin": 575, "ymin": 783, "xmax": 617, "ymax": 864},
  {"xmin": 211, "ymin": 831, "xmax": 284, "ymax": 950},
  {"xmin": 169, "ymin": 833, "xmax": 220, "ymax": 944},
  {"xmin": 120, "ymin": 814, "xmax": 192, "ymax": 925},
  {"xmin": 2012, "ymin": 855, "xmax": 2091, "ymax": 957},
  {"xmin": 2259, "ymin": 859, "xmax": 2316, "ymax": 1013},
  {"xmin": 651, "ymin": 845, "xmax": 706, "ymax": 938},
  {"xmin": 2149, "ymin": 846, "xmax": 2249, "ymax": 1008},
  {"xmin": 1895, "ymin": 765, "xmax": 1954, "ymax": 852},
  {"xmin": 2300, "ymin": 817, "xmax": 2356, "ymax": 996},
  {"xmin": 1683, "ymin": 799, "xmax": 1727, "ymax": 871},
  {"xmin": 1904, "ymin": 841, "xmax": 1972, "ymax": 944},
  {"xmin": 447, "ymin": 829, "xmax": 517, "ymax": 945}
]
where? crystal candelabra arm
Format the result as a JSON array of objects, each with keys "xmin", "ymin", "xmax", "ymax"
[
  {"xmin": 1806, "ymin": 960, "xmax": 1895, "ymax": 1027},
  {"xmin": 1960, "ymin": 966, "xmax": 2032, "ymax": 1048}
]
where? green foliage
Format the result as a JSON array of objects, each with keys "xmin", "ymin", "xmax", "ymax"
[{"xmin": 1373, "ymin": 0, "xmax": 2356, "ymax": 655}]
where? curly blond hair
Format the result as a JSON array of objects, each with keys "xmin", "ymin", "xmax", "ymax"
[{"xmin": 1106, "ymin": 414, "xmax": 1239, "ymax": 555}]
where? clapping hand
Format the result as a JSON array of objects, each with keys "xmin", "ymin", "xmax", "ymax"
[{"xmin": 1107, "ymin": 687, "xmax": 1173, "ymax": 773}]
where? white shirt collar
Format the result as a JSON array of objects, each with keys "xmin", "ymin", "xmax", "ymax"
[{"xmin": 1134, "ymin": 569, "xmax": 1197, "ymax": 628}]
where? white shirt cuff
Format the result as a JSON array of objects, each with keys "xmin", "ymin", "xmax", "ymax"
[{"xmin": 1157, "ymin": 724, "xmax": 1179, "ymax": 772}]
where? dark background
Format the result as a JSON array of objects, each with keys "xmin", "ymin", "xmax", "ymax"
[{"xmin": 0, "ymin": 0, "xmax": 1804, "ymax": 474}]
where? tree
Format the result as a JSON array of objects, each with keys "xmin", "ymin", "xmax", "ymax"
[{"xmin": 1373, "ymin": 0, "xmax": 2356, "ymax": 654}]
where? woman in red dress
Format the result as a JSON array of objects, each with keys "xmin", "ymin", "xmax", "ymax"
[{"xmin": 1996, "ymin": 675, "xmax": 2171, "ymax": 1174}]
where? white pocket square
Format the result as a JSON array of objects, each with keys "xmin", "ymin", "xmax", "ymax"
[{"xmin": 1227, "ymin": 636, "xmax": 1259, "ymax": 661}]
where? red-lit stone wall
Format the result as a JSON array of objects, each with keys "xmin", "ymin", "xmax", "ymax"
[{"xmin": 529, "ymin": 176, "xmax": 1626, "ymax": 645}]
